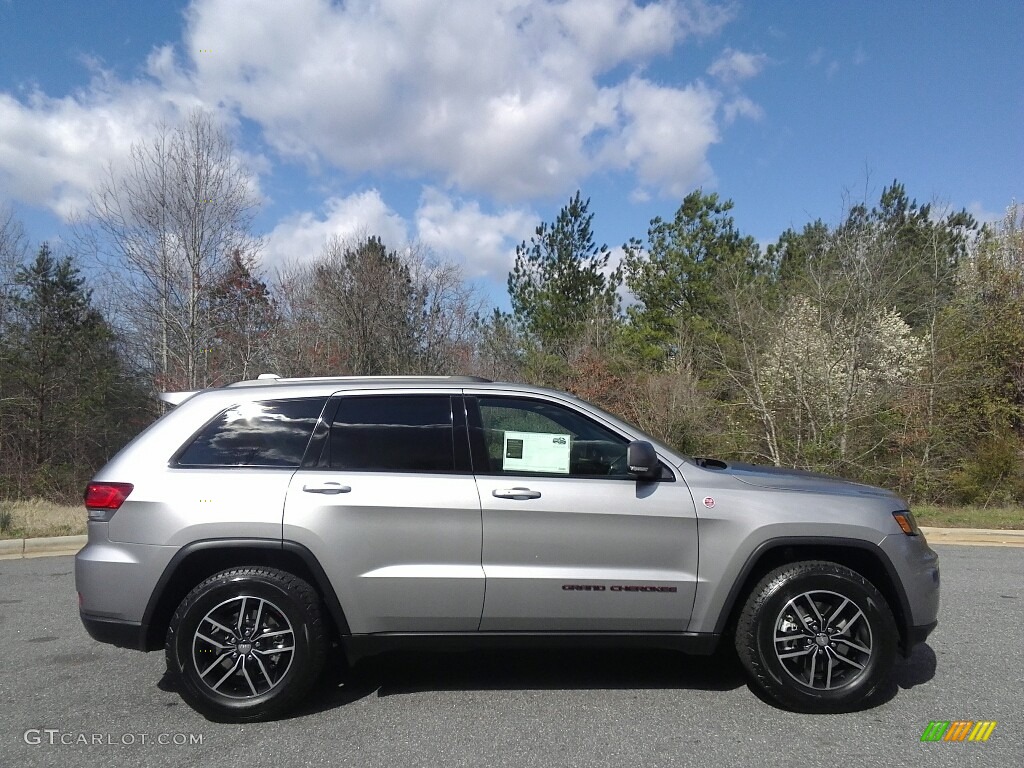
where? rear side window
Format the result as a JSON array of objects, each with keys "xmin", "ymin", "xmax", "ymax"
[
  {"xmin": 328, "ymin": 395, "xmax": 454, "ymax": 472},
  {"xmin": 176, "ymin": 398, "xmax": 327, "ymax": 467}
]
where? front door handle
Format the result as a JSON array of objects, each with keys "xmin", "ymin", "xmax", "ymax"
[
  {"xmin": 302, "ymin": 482, "xmax": 351, "ymax": 495},
  {"xmin": 492, "ymin": 487, "xmax": 541, "ymax": 500}
]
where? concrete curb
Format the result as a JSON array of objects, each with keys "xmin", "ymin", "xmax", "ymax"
[
  {"xmin": 0, "ymin": 534, "xmax": 86, "ymax": 560},
  {"xmin": 919, "ymin": 526, "xmax": 1024, "ymax": 548},
  {"xmin": 0, "ymin": 537, "xmax": 26, "ymax": 559},
  {"xmin": 0, "ymin": 527, "xmax": 1022, "ymax": 560}
]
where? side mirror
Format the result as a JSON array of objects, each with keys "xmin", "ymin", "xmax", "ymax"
[{"xmin": 627, "ymin": 441, "xmax": 660, "ymax": 481}]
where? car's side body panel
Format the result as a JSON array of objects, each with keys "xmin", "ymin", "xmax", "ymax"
[
  {"xmin": 283, "ymin": 470, "xmax": 485, "ymax": 633},
  {"xmin": 476, "ymin": 474, "xmax": 698, "ymax": 631}
]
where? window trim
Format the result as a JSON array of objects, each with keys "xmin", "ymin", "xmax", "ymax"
[{"xmin": 464, "ymin": 394, "xmax": 675, "ymax": 482}]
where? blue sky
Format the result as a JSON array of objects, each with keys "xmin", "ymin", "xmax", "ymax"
[{"xmin": 1, "ymin": 0, "xmax": 1020, "ymax": 305}]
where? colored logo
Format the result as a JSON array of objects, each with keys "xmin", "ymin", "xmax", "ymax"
[{"xmin": 920, "ymin": 721, "xmax": 997, "ymax": 742}]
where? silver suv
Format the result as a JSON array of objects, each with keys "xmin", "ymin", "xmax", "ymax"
[{"xmin": 76, "ymin": 375, "xmax": 939, "ymax": 721}]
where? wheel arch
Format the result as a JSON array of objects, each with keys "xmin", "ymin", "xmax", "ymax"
[
  {"xmin": 141, "ymin": 538, "xmax": 350, "ymax": 651},
  {"xmin": 713, "ymin": 537, "xmax": 913, "ymax": 655}
]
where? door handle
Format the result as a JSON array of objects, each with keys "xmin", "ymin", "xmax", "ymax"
[
  {"xmin": 302, "ymin": 482, "xmax": 351, "ymax": 494},
  {"xmin": 492, "ymin": 487, "xmax": 541, "ymax": 500}
]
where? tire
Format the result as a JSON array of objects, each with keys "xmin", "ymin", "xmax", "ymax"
[
  {"xmin": 735, "ymin": 560, "xmax": 897, "ymax": 713},
  {"xmin": 165, "ymin": 567, "xmax": 327, "ymax": 722}
]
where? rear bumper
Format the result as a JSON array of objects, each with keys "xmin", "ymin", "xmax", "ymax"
[{"xmin": 80, "ymin": 613, "xmax": 147, "ymax": 651}]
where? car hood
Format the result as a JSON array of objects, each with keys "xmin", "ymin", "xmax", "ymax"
[{"xmin": 694, "ymin": 459, "xmax": 898, "ymax": 499}]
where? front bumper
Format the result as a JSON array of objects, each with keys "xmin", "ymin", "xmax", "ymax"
[
  {"xmin": 879, "ymin": 532, "xmax": 940, "ymax": 655},
  {"xmin": 908, "ymin": 619, "xmax": 938, "ymax": 647}
]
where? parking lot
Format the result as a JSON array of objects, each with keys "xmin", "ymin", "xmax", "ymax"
[{"xmin": 1, "ymin": 544, "xmax": 1020, "ymax": 767}]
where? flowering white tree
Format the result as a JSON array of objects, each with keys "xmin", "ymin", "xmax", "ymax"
[{"xmin": 761, "ymin": 296, "xmax": 926, "ymax": 461}]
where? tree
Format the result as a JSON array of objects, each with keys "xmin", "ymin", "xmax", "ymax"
[
  {"xmin": 836, "ymin": 181, "xmax": 975, "ymax": 329},
  {"xmin": 712, "ymin": 183, "xmax": 977, "ymax": 487},
  {"xmin": 0, "ymin": 244, "xmax": 149, "ymax": 498},
  {"xmin": 206, "ymin": 250, "xmax": 278, "ymax": 384},
  {"xmin": 931, "ymin": 202, "xmax": 1024, "ymax": 503},
  {"xmin": 623, "ymin": 190, "xmax": 759, "ymax": 367},
  {"xmin": 270, "ymin": 235, "xmax": 483, "ymax": 377},
  {"xmin": 77, "ymin": 110, "xmax": 262, "ymax": 391},
  {"xmin": 508, "ymin": 191, "xmax": 621, "ymax": 359},
  {"xmin": 0, "ymin": 204, "xmax": 29, "ymax": 329},
  {"xmin": 315, "ymin": 235, "xmax": 420, "ymax": 375}
]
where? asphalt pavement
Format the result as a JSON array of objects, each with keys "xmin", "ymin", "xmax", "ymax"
[{"xmin": 1, "ymin": 544, "xmax": 1021, "ymax": 768}]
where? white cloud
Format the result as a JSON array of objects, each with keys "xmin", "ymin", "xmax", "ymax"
[
  {"xmin": 604, "ymin": 77, "xmax": 720, "ymax": 197},
  {"xmin": 723, "ymin": 95, "xmax": 764, "ymax": 124},
  {"xmin": 0, "ymin": 75, "xmax": 196, "ymax": 218},
  {"xmin": 263, "ymin": 190, "xmax": 409, "ymax": 269},
  {"xmin": 967, "ymin": 201, "xmax": 1001, "ymax": 226},
  {"xmin": 707, "ymin": 47, "xmax": 768, "ymax": 84},
  {"xmin": 0, "ymin": 0, "xmax": 740, "ymax": 221},
  {"xmin": 414, "ymin": 188, "xmax": 537, "ymax": 280},
  {"xmin": 264, "ymin": 187, "xmax": 538, "ymax": 285},
  {"xmin": 181, "ymin": 0, "xmax": 734, "ymax": 199}
]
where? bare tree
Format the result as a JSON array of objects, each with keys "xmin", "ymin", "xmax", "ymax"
[
  {"xmin": 0, "ymin": 204, "xmax": 29, "ymax": 316},
  {"xmin": 268, "ymin": 235, "xmax": 484, "ymax": 377},
  {"xmin": 76, "ymin": 110, "xmax": 262, "ymax": 391},
  {"xmin": 406, "ymin": 245, "xmax": 485, "ymax": 374}
]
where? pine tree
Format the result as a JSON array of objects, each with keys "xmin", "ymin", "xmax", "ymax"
[{"xmin": 508, "ymin": 191, "xmax": 620, "ymax": 358}]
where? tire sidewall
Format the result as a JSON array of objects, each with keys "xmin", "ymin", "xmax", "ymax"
[
  {"xmin": 169, "ymin": 572, "xmax": 318, "ymax": 720},
  {"xmin": 752, "ymin": 569, "xmax": 897, "ymax": 711}
]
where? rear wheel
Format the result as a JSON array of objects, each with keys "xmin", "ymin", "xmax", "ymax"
[
  {"xmin": 735, "ymin": 561, "xmax": 897, "ymax": 713},
  {"xmin": 165, "ymin": 567, "xmax": 327, "ymax": 722}
]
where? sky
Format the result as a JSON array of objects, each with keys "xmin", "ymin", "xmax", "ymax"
[{"xmin": 0, "ymin": 0, "xmax": 1020, "ymax": 305}]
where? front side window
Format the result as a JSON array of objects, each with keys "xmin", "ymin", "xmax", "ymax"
[
  {"xmin": 469, "ymin": 396, "xmax": 630, "ymax": 478},
  {"xmin": 327, "ymin": 395, "xmax": 455, "ymax": 472},
  {"xmin": 176, "ymin": 398, "xmax": 327, "ymax": 467}
]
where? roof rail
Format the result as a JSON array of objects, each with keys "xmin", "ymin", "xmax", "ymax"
[{"xmin": 225, "ymin": 374, "xmax": 492, "ymax": 388}]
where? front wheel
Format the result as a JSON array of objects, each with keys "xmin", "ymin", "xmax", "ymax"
[
  {"xmin": 165, "ymin": 567, "xmax": 327, "ymax": 722},
  {"xmin": 735, "ymin": 561, "xmax": 897, "ymax": 713}
]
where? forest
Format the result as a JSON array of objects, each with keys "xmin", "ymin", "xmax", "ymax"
[{"xmin": 1, "ymin": 112, "xmax": 1022, "ymax": 507}]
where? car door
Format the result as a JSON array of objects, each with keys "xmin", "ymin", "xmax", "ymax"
[
  {"xmin": 283, "ymin": 391, "xmax": 484, "ymax": 633},
  {"xmin": 467, "ymin": 393, "xmax": 698, "ymax": 632}
]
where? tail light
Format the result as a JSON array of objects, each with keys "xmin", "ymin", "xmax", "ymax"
[{"xmin": 84, "ymin": 482, "xmax": 134, "ymax": 521}]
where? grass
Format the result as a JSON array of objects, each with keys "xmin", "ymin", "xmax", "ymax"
[
  {"xmin": 913, "ymin": 505, "xmax": 1024, "ymax": 530},
  {"xmin": 0, "ymin": 498, "xmax": 85, "ymax": 539},
  {"xmin": 0, "ymin": 499, "xmax": 1021, "ymax": 540}
]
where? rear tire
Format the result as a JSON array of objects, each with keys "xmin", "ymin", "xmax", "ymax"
[
  {"xmin": 735, "ymin": 560, "xmax": 897, "ymax": 713},
  {"xmin": 165, "ymin": 567, "xmax": 327, "ymax": 722}
]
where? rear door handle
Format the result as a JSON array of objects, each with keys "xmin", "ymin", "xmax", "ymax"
[
  {"xmin": 302, "ymin": 482, "xmax": 351, "ymax": 495},
  {"xmin": 492, "ymin": 487, "xmax": 541, "ymax": 500}
]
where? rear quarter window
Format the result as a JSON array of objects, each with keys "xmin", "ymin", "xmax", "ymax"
[{"xmin": 175, "ymin": 397, "xmax": 327, "ymax": 467}]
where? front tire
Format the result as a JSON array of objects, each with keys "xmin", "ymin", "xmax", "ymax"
[
  {"xmin": 165, "ymin": 567, "xmax": 327, "ymax": 722},
  {"xmin": 735, "ymin": 561, "xmax": 897, "ymax": 713}
]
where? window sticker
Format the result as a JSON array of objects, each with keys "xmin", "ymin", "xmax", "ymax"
[{"xmin": 501, "ymin": 431, "xmax": 571, "ymax": 474}]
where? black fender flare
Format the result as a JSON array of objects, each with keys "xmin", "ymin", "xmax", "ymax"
[
  {"xmin": 140, "ymin": 537, "xmax": 350, "ymax": 650},
  {"xmin": 711, "ymin": 536, "xmax": 913, "ymax": 648}
]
